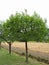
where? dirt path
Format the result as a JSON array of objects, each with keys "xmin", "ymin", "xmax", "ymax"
[{"xmin": 1, "ymin": 42, "xmax": 49, "ymax": 61}]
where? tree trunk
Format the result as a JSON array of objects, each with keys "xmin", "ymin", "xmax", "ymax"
[
  {"xmin": 8, "ymin": 42, "xmax": 11, "ymax": 54},
  {"xmin": 25, "ymin": 41, "xmax": 28, "ymax": 62},
  {"xmin": 0, "ymin": 42, "xmax": 1, "ymax": 50}
]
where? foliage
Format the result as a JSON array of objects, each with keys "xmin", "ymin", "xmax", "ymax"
[
  {"xmin": 15, "ymin": 11, "xmax": 47, "ymax": 42},
  {"xmin": 2, "ymin": 11, "xmax": 47, "ymax": 42},
  {"xmin": 0, "ymin": 23, "xmax": 3, "ymax": 42},
  {"xmin": 44, "ymin": 28, "xmax": 49, "ymax": 42},
  {"xmin": 3, "ymin": 15, "xmax": 16, "ymax": 43},
  {"xmin": 30, "ymin": 12, "xmax": 47, "ymax": 42}
]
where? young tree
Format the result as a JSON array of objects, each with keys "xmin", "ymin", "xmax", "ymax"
[
  {"xmin": 2, "ymin": 10, "xmax": 47, "ymax": 62},
  {"xmin": 3, "ymin": 15, "xmax": 15, "ymax": 54},
  {"xmin": 15, "ymin": 11, "xmax": 47, "ymax": 62}
]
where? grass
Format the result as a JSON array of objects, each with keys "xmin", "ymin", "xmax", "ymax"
[{"xmin": 0, "ymin": 48, "xmax": 48, "ymax": 65}]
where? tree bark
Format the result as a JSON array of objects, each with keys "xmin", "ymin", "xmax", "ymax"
[
  {"xmin": 8, "ymin": 42, "xmax": 11, "ymax": 54},
  {"xmin": 25, "ymin": 41, "xmax": 28, "ymax": 62},
  {"xmin": 0, "ymin": 42, "xmax": 1, "ymax": 50}
]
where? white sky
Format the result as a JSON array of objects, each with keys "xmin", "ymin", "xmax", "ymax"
[{"xmin": 0, "ymin": 0, "xmax": 49, "ymax": 27}]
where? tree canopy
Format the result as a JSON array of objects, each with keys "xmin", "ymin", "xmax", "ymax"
[{"xmin": 2, "ymin": 11, "xmax": 47, "ymax": 42}]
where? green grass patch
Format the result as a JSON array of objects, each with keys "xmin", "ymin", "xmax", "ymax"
[{"xmin": 0, "ymin": 48, "xmax": 48, "ymax": 65}]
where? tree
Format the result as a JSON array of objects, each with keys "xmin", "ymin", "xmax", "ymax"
[
  {"xmin": 3, "ymin": 15, "xmax": 15, "ymax": 54},
  {"xmin": 15, "ymin": 11, "xmax": 47, "ymax": 62},
  {"xmin": 2, "ymin": 10, "xmax": 47, "ymax": 62}
]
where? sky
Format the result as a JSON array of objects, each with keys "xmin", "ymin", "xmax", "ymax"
[{"xmin": 0, "ymin": 0, "xmax": 49, "ymax": 27}]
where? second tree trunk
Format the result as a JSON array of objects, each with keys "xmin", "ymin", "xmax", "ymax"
[
  {"xmin": 25, "ymin": 41, "xmax": 28, "ymax": 62},
  {"xmin": 8, "ymin": 42, "xmax": 11, "ymax": 54}
]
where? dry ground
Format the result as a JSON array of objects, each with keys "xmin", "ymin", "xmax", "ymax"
[{"xmin": 1, "ymin": 42, "xmax": 49, "ymax": 61}]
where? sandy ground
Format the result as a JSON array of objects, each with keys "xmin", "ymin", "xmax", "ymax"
[{"xmin": 1, "ymin": 42, "xmax": 49, "ymax": 61}]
